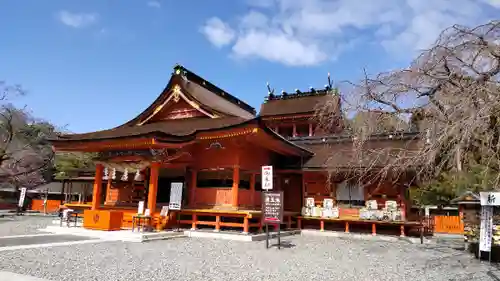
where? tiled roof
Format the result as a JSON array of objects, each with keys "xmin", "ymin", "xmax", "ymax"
[
  {"xmin": 290, "ymin": 133, "xmax": 421, "ymax": 169},
  {"xmin": 260, "ymin": 92, "xmax": 337, "ymax": 117}
]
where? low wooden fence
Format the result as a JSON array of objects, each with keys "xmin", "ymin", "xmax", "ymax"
[
  {"xmin": 31, "ymin": 199, "xmax": 61, "ymax": 213},
  {"xmin": 433, "ymin": 215, "xmax": 464, "ymax": 234}
]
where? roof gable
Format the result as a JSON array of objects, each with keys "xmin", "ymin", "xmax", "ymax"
[
  {"xmin": 146, "ymin": 99, "xmax": 208, "ymax": 122},
  {"xmin": 121, "ymin": 65, "xmax": 256, "ymax": 127},
  {"xmin": 138, "ymin": 84, "xmax": 217, "ymax": 125}
]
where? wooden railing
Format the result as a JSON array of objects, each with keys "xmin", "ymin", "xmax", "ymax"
[{"xmin": 434, "ymin": 215, "xmax": 464, "ymax": 234}]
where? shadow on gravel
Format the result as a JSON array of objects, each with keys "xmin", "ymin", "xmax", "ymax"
[
  {"xmin": 487, "ymin": 270, "xmax": 500, "ymax": 281},
  {"xmin": 269, "ymin": 241, "xmax": 296, "ymax": 249}
]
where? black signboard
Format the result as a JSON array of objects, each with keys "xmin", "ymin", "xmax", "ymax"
[{"xmin": 262, "ymin": 191, "xmax": 284, "ymax": 224}]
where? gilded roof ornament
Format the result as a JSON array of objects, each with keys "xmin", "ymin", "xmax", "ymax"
[{"xmin": 172, "ymin": 84, "xmax": 182, "ymax": 103}]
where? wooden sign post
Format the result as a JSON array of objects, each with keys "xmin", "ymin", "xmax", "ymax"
[{"xmin": 262, "ymin": 191, "xmax": 284, "ymax": 249}]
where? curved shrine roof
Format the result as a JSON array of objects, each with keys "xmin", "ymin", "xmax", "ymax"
[
  {"xmin": 120, "ymin": 65, "xmax": 256, "ymax": 127},
  {"xmin": 52, "ymin": 117, "xmax": 250, "ymax": 142}
]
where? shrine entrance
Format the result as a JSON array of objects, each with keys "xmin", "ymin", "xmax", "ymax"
[{"xmin": 156, "ymin": 167, "xmax": 187, "ymax": 206}]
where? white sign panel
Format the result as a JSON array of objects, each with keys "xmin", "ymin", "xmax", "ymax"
[
  {"xmin": 169, "ymin": 182, "xmax": 183, "ymax": 210},
  {"xmin": 480, "ymin": 192, "xmax": 500, "ymax": 206},
  {"xmin": 261, "ymin": 166, "xmax": 273, "ymax": 190},
  {"xmin": 137, "ymin": 201, "xmax": 145, "ymax": 215},
  {"xmin": 18, "ymin": 187, "xmax": 27, "ymax": 207},
  {"xmin": 160, "ymin": 206, "xmax": 169, "ymax": 217},
  {"xmin": 480, "ymin": 206, "xmax": 493, "ymax": 252}
]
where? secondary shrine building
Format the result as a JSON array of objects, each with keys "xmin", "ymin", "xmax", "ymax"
[{"xmin": 50, "ymin": 65, "xmax": 419, "ymax": 234}]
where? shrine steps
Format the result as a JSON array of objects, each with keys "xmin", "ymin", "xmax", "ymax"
[
  {"xmin": 300, "ymin": 229, "xmax": 431, "ymax": 244},
  {"xmin": 184, "ymin": 229, "xmax": 301, "ymax": 242},
  {"xmin": 39, "ymin": 226, "xmax": 186, "ymax": 242}
]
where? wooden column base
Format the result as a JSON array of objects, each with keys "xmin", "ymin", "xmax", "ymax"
[
  {"xmin": 214, "ymin": 215, "xmax": 220, "ymax": 232},
  {"xmin": 243, "ymin": 217, "xmax": 249, "ymax": 234},
  {"xmin": 191, "ymin": 214, "xmax": 197, "ymax": 230}
]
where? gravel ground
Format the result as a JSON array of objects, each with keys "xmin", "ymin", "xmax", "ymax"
[
  {"xmin": 0, "ymin": 235, "xmax": 497, "ymax": 281},
  {"xmin": 0, "ymin": 216, "xmax": 53, "ymax": 237}
]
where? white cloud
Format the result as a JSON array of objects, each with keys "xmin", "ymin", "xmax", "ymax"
[
  {"xmin": 57, "ymin": 10, "xmax": 98, "ymax": 28},
  {"xmin": 200, "ymin": 0, "xmax": 500, "ymax": 66},
  {"xmin": 147, "ymin": 1, "xmax": 161, "ymax": 8},
  {"xmin": 232, "ymin": 30, "xmax": 327, "ymax": 66},
  {"xmin": 200, "ymin": 17, "xmax": 235, "ymax": 48}
]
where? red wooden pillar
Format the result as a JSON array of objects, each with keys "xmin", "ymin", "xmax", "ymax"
[
  {"xmin": 91, "ymin": 164, "xmax": 104, "ymax": 210},
  {"xmin": 147, "ymin": 162, "xmax": 160, "ymax": 213},
  {"xmin": 243, "ymin": 217, "xmax": 249, "ymax": 234},
  {"xmin": 399, "ymin": 185, "xmax": 407, "ymax": 221},
  {"xmin": 232, "ymin": 166, "xmax": 240, "ymax": 208},
  {"xmin": 292, "ymin": 124, "xmax": 297, "ymax": 137},
  {"xmin": 215, "ymin": 215, "xmax": 221, "ymax": 232},
  {"xmin": 189, "ymin": 169, "xmax": 197, "ymax": 207},
  {"xmin": 250, "ymin": 173, "xmax": 256, "ymax": 208}
]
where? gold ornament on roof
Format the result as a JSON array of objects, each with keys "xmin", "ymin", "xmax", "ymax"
[{"xmin": 172, "ymin": 84, "xmax": 182, "ymax": 103}]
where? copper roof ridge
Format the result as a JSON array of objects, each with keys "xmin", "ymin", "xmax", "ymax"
[{"xmin": 290, "ymin": 131, "xmax": 421, "ymax": 145}]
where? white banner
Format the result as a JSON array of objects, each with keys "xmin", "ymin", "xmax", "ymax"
[
  {"xmin": 137, "ymin": 201, "xmax": 145, "ymax": 215},
  {"xmin": 169, "ymin": 182, "xmax": 183, "ymax": 210},
  {"xmin": 18, "ymin": 187, "xmax": 27, "ymax": 207},
  {"xmin": 480, "ymin": 206, "xmax": 493, "ymax": 252},
  {"xmin": 261, "ymin": 166, "xmax": 273, "ymax": 190},
  {"xmin": 480, "ymin": 192, "xmax": 500, "ymax": 206}
]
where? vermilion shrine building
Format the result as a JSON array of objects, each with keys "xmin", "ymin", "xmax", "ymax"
[{"xmin": 50, "ymin": 65, "xmax": 419, "ymax": 235}]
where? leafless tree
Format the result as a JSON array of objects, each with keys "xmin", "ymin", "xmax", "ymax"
[
  {"xmin": 316, "ymin": 20, "xmax": 500, "ymax": 192},
  {"xmin": 0, "ymin": 81, "xmax": 55, "ymax": 190}
]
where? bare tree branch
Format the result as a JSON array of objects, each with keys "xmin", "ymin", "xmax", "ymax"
[{"xmin": 316, "ymin": 20, "xmax": 500, "ymax": 197}]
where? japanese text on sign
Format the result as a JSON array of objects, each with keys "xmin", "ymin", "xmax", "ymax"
[
  {"xmin": 18, "ymin": 187, "xmax": 27, "ymax": 208},
  {"xmin": 480, "ymin": 206, "xmax": 493, "ymax": 252},
  {"xmin": 261, "ymin": 166, "xmax": 273, "ymax": 190},
  {"xmin": 480, "ymin": 192, "xmax": 500, "ymax": 206},
  {"xmin": 169, "ymin": 182, "xmax": 183, "ymax": 210},
  {"xmin": 262, "ymin": 191, "xmax": 283, "ymax": 223}
]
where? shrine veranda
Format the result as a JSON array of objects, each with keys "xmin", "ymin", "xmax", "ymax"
[{"xmin": 49, "ymin": 64, "xmax": 422, "ymax": 236}]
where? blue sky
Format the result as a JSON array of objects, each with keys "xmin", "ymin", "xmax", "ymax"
[{"xmin": 0, "ymin": 0, "xmax": 498, "ymax": 133}]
